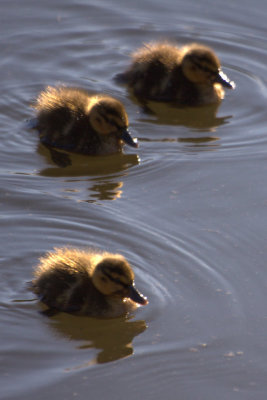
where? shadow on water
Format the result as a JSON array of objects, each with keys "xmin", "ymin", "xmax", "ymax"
[{"xmin": 47, "ymin": 312, "xmax": 147, "ymax": 365}]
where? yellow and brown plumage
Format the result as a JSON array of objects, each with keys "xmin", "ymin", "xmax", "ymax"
[
  {"xmin": 34, "ymin": 86, "xmax": 138, "ymax": 157},
  {"xmin": 117, "ymin": 42, "xmax": 235, "ymax": 106},
  {"xmin": 32, "ymin": 248, "xmax": 148, "ymax": 318}
]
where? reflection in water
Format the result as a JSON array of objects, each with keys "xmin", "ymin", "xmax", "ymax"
[
  {"xmin": 48, "ymin": 313, "xmax": 147, "ymax": 365},
  {"xmin": 135, "ymin": 100, "xmax": 229, "ymax": 151},
  {"xmin": 55, "ymin": 177, "xmax": 123, "ymax": 202},
  {"xmin": 89, "ymin": 179, "xmax": 123, "ymax": 201},
  {"xmin": 140, "ymin": 135, "xmax": 220, "ymax": 148},
  {"xmin": 177, "ymin": 136, "xmax": 220, "ymax": 152},
  {"xmin": 36, "ymin": 147, "xmax": 139, "ymax": 201},
  {"xmin": 131, "ymin": 94, "xmax": 232, "ymax": 131},
  {"xmin": 37, "ymin": 144, "xmax": 139, "ymax": 176}
]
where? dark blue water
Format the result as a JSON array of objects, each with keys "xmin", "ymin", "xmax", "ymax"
[{"xmin": 1, "ymin": 1, "xmax": 267, "ymax": 399}]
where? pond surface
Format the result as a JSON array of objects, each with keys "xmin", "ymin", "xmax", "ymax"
[{"xmin": 1, "ymin": 0, "xmax": 267, "ymax": 399}]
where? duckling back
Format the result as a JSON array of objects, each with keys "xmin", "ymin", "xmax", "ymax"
[
  {"xmin": 35, "ymin": 87, "xmax": 102, "ymax": 154},
  {"xmin": 118, "ymin": 42, "xmax": 180, "ymax": 101},
  {"xmin": 32, "ymin": 248, "xmax": 104, "ymax": 315}
]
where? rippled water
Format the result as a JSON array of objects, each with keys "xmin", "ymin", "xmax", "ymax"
[{"xmin": 1, "ymin": 0, "xmax": 267, "ymax": 399}]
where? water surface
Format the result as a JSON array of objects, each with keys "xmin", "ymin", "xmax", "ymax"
[{"xmin": 1, "ymin": 1, "xmax": 267, "ymax": 399}]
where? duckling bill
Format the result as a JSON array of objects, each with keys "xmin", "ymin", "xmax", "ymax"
[
  {"xmin": 32, "ymin": 248, "xmax": 148, "ymax": 318},
  {"xmin": 33, "ymin": 86, "xmax": 138, "ymax": 164},
  {"xmin": 117, "ymin": 41, "xmax": 235, "ymax": 106}
]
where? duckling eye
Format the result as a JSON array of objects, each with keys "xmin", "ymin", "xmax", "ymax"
[
  {"xmin": 101, "ymin": 277, "xmax": 107, "ymax": 282},
  {"xmin": 107, "ymin": 274, "xmax": 129, "ymax": 288},
  {"xmin": 102, "ymin": 269, "xmax": 132, "ymax": 288},
  {"xmin": 112, "ymin": 277, "xmax": 127, "ymax": 287},
  {"xmin": 109, "ymin": 119, "xmax": 121, "ymax": 130},
  {"xmin": 193, "ymin": 61, "xmax": 212, "ymax": 74}
]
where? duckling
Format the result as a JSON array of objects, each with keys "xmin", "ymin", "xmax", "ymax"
[
  {"xmin": 117, "ymin": 42, "xmax": 235, "ymax": 106},
  {"xmin": 33, "ymin": 86, "xmax": 138, "ymax": 166},
  {"xmin": 32, "ymin": 248, "xmax": 148, "ymax": 318}
]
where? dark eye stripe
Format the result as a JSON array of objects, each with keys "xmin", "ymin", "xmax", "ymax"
[
  {"xmin": 97, "ymin": 111, "xmax": 124, "ymax": 130},
  {"xmin": 193, "ymin": 61, "xmax": 218, "ymax": 75},
  {"xmin": 98, "ymin": 112, "xmax": 109, "ymax": 123},
  {"xmin": 103, "ymin": 271, "xmax": 130, "ymax": 288},
  {"xmin": 109, "ymin": 120, "xmax": 126, "ymax": 132},
  {"xmin": 110, "ymin": 120, "xmax": 121, "ymax": 130}
]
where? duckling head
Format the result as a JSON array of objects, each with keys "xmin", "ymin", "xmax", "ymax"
[
  {"xmin": 92, "ymin": 255, "xmax": 148, "ymax": 305},
  {"xmin": 181, "ymin": 44, "xmax": 235, "ymax": 89},
  {"xmin": 88, "ymin": 97, "xmax": 138, "ymax": 149}
]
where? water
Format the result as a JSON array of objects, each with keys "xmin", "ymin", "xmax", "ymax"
[{"xmin": 1, "ymin": 0, "xmax": 267, "ymax": 399}]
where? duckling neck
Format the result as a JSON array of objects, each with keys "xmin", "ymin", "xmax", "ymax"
[
  {"xmin": 82, "ymin": 292, "xmax": 134, "ymax": 318},
  {"xmin": 169, "ymin": 66, "xmax": 203, "ymax": 105},
  {"xmin": 104, "ymin": 296, "xmax": 138, "ymax": 317}
]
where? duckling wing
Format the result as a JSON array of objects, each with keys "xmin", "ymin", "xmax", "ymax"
[{"xmin": 47, "ymin": 147, "xmax": 72, "ymax": 168}]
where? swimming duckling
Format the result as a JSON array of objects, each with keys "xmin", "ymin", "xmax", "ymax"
[
  {"xmin": 117, "ymin": 42, "xmax": 235, "ymax": 106},
  {"xmin": 32, "ymin": 248, "xmax": 148, "ymax": 318},
  {"xmin": 33, "ymin": 86, "xmax": 138, "ymax": 166}
]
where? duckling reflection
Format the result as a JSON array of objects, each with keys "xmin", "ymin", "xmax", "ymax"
[
  {"xmin": 32, "ymin": 86, "xmax": 138, "ymax": 167},
  {"xmin": 89, "ymin": 180, "xmax": 123, "ymax": 201},
  {"xmin": 48, "ymin": 314, "xmax": 147, "ymax": 365},
  {"xmin": 37, "ymin": 151, "xmax": 139, "ymax": 202},
  {"xmin": 37, "ymin": 145, "xmax": 139, "ymax": 177},
  {"xmin": 32, "ymin": 248, "xmax": 148, "ymax": 318},
  {"xmin": 56, "ymin": 179, "xmax": 124, "ymax": 203},
  {"xmin": 135, "ymin": 101, "xmax": 229, "ymax": 150},
  {"xmin": 136, "ymin": 99, "xmax": 231, "ymax": 131},
  {"xmin": 116, "ymin": 41, "xmax": 235, "ymax": 106}
]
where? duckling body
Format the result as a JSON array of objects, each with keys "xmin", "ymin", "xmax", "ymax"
[
  {"xmin": 34, "ymin": 86, "xmax": 137, "ymax": 157},
  {"xmin": 118, "ymin": 42, "xmax": 235, "ymax": 106},
  {"xmin": 32, "ymin": 248, "xmax": 148, "ymax": 318}
]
